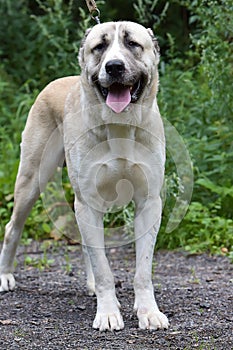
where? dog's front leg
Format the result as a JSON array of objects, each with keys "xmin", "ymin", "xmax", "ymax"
[
  {"xmin": 82, "ymin": 244, "xmax": 95, "ymax": 296},
  {"xmin": 134, "ymin": 197, "xmax": 169, "ymax": 330},
  {"xmin": 75, "ymin": 201, "xmax": 124, "ymax": 331}
]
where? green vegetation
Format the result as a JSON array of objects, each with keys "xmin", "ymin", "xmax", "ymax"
[{"xmin": 0, "ymin": 0, "xmax": 232, "ymax": 256}]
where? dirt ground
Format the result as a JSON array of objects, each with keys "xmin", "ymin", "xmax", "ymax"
[{"xmin": 0, "ymin": 241, "xmax": 232, "ymax": 350}]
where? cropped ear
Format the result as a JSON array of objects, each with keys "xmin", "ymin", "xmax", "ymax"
[
  {"xmin": 78, "ymin": 27, "xmax": 92, "ymax": 69},
  {"xmin": 147, "ymin": 28, "xmax": 160, "ymax": 62}
]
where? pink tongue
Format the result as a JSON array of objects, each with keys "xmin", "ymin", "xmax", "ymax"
[{"xmin": 106, "ymin": 84, "xmax": 131, "ymax": 113}]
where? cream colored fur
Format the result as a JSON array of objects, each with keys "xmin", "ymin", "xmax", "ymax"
[{"xmin": 0, "ymin": 21, "xmax": 168, "ymax": 331}]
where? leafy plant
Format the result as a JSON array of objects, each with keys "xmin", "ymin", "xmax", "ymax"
[{"xmin": 0, "ymin": 0, "xmax": 232, "ymax": 258}]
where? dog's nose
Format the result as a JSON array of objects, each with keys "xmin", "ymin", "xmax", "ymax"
[{"xmin": 105, "ymin": 60, "xmax": 125, "ymax": 77}]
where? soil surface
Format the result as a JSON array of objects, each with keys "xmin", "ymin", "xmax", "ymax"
[{"xmin": 0, "ymin": 241, "xmax": 232, "ymax": 350}]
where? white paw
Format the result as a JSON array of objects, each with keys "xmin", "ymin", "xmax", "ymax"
[
  {"xmin": 0, "ymin": 273, "xmax": 16, "ymax": 292},
  {"xmin": 93, "ymin": 299, "xmax": 124, "ymax": 331},
  {"xmin": 93, "ymin": 310, "xmax": 124, "ymax": 331},
  {"xmin": 136, "ymin": 305, "xmax": 169, "ymax": 330}
]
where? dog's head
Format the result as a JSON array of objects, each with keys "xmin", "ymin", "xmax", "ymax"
[{"xmin": 79, "ymin": 21, "xmax": 160, "ymax": 113}]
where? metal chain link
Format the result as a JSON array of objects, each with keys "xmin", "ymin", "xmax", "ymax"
[{"xmin": 85, "ymin": 0, "xmax": 101, "ymax": 24}]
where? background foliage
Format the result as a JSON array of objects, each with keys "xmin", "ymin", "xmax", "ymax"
[{"xmin": 0, "ymin": 0, "xmax": 232, "ymax": 256}]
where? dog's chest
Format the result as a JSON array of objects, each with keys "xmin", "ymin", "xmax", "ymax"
[
  {"xmin": 75, "ymin": 124, "xmax": 163, "ymax": 207},
  {"xmin": 106, "ymin": 124, "xmax": 136, "ymax": 158},
  {"xmin": 80, "ymin": 124, "xmax": 141, "ymax": 178}
]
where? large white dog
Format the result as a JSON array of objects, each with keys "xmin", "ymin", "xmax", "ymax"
[{"xmin": 0, "ymin": 21, "xmax": 169, "ymax": 331}]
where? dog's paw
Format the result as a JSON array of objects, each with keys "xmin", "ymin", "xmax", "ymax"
[
  {"xmin": 93, "ymin": 310, "xmax": 124, "ymax": 331},
  {"xmin": 0, "ymin": 273, "xmax": 15, "ymax": 292},
  {"xmin": 93, "ymin": 299, "xmax": 124, "ymax": 331},
  {"xmin": 136, "ymin": 306, "xmax": 169, "ymax": 330}
]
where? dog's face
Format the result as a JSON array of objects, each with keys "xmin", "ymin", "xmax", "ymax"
[{"xmin": 79, "ymin": 21, "xmax": 160, "ymax": 113}]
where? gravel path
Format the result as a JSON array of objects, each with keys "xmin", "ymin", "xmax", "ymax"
[{"xmin": 0, "ymin": 241, "xmax": 232, "ymax": 349}]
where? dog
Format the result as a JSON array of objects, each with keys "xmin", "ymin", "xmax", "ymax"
[{"xmin": 0, "ymin": 21, "xmax": 169, "ymax": 331}]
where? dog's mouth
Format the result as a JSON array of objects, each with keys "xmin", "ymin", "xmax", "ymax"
[{"xmin": 96, "ymin": 77, "xmax": 145, "ymax": 114}]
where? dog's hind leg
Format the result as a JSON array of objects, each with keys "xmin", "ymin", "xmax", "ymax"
[{"xmin": 0, "ymin": 112, "xmax": 64, "ymax": 292}]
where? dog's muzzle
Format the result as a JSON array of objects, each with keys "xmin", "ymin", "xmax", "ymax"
[{"xmin": 94, "ymin": 59, "xmax": 146, "ymax": 114}]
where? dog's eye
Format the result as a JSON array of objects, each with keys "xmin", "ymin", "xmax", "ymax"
[
  {"xmin": 92, "ymin": 43, "xmax": 106, "ymax": 52},
  {"xmin": 127, "ymin": 41, "xmax": 142, "ymax": 49}
]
